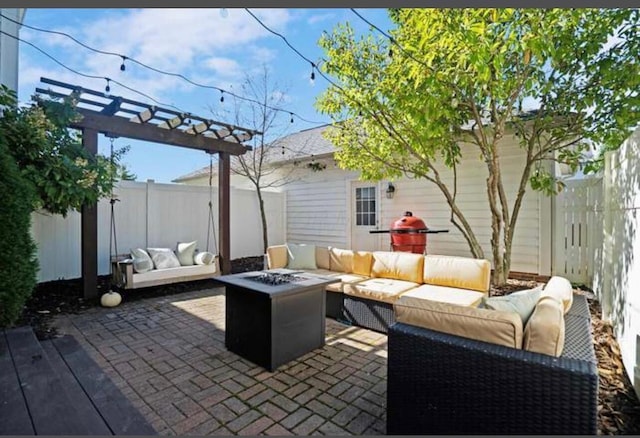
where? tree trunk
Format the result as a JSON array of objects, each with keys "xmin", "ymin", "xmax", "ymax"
[{"xmin": 256, "ymin": 186, "xmax": 268, "ymax": 254}]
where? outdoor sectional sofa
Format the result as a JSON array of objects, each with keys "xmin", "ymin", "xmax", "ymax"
[
  {"xmin": 266, "ymin": 244, "xmax": 492, "ymax": 333},
  {"xmin": 266, "ymin": 244, "xmax": 598, "ymax": 434}
]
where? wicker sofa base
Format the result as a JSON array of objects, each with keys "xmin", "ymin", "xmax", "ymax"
[
  {"xmin": 326, "ymin": 290, "xmax": 344, "ymax": 321},
  {"xmin": 386, "ymin": 294, "xmax": 598, "ymax": 435},
  {"xmin": 343, "ymin": 295, "xmax": 395, "ymax": 333}
]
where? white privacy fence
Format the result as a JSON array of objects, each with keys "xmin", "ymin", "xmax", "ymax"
[
  {"xmin": 31, "ymin": 180, "xmax": 285, "ymax": 282},
  {"xmin": 553, "ymin": 178, "xmax": 604, "ymax": 285}
]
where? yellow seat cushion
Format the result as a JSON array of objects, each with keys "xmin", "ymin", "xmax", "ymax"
[
  {"xmin": 400, "ymin": 284, "xmax": 486, "ymax": 308},
  {"xmin": 325, "ymin": 273, "xmax": 369, "ymax": 293},
  {"xmin": 266, "ymin": 245, "xmax": 288, "ymax": 269},
  {"xmin": 371, "ymin": 251, "xmax": 424, "ymax": 284},
  {"xmin": 523, "ymin": 296, "xmax": 565, "ymax": 357},
  {"xmin": 306, "ymin": 269, "xmax": 337, "ymax": 277},
  {"xmin": 423, "ymin": 255, "xmax": 491, "ymax": 293},
  {"xmin": 394, "ymin": 296, "xmax": 523, "ymax": 349},
  {"xmin": 346, "ymin": 278, "xmax": 419, "ymax": 304}
]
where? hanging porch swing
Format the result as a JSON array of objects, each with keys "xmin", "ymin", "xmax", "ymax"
[{"xmin": 111, "ymin": 148, "xmax": 221, "ymax": 290}]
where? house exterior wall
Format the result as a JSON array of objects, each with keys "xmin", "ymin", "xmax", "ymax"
[
  {"xmin": 0, "ymin": 9, "xmax": 25, "ymax": 91},
  {"xmin": 282, "ymin": 135, "xmax": 551, "ymax": 275}
]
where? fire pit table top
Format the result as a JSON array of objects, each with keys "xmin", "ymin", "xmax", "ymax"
[{"xmin": 213, "ymin": 269, "xmax": 339, "ymax": 297}]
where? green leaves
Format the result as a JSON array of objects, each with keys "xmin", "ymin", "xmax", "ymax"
[{"xmin": 0, "ymin": 88, "xmax": 127, "ymax": 216}]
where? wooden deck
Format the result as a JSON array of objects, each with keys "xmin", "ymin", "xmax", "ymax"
[{"xmin": 0, "ymin": 326, "xmax": 155, "ymax": 435}]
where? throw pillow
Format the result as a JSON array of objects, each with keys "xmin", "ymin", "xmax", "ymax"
[
  {"xmin": 286, "ymin": 243, "xmax": 317, "ymax": 270},
  {"xmin": 147, "ymin": 248, "xmax": 181, "ymax": 270},
  {"xmin": 194, "ymin": 251, "xmax": 215, "ymax": 265},
  {"xmin": 484, "ymin": 285, "xmax": 543, "ymax": 324},
  {"xmin": 176, "ymin": 241, "xmax": 197, "ymax": 266},
  {"xmin": 130, "ymin": 248, "xmax": 153, "ymax": 273}
]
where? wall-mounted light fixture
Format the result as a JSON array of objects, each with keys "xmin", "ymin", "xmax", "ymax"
[{"xmin": 386, "ymin": 182, "xmax": 396, "ymax": 199}]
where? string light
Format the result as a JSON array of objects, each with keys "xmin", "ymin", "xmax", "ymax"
[
  {"xmin": 310, "ymin": 63, "xmax": 316, "ymax": 85},
  {"xmin": 220, "ymin": 90, "xmax": 225, "ymax": 103},
  {"xmin": 0, "ymin": 12, "xmax": 326, "ymax": 126},
  {"xmin": 290, "ymin": 113, "xmax": 294, "ymax": 123},
  {"xmin": 104, "ymin": 78, "xmax": 111, "ymax": 95}
]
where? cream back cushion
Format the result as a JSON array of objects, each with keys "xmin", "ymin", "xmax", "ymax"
[
  {"xmin": 423, "ymin": 255, "xmax": 491, "ymax": 293},
  {"xmin": 541, "ymin": 276, "xmax": 573, "ymax": 314},
  {"xmin": 330, "ymin": 248, "xmax": 354, "ymax": 273},
  {"xmin": 131, "ymin": 248, "xmax": 153, "ymax": 273},
  {"xmin": 523, "ymin": 296, "xmax": 565, "ymax": 357},
  {"xmin": 371, "ymin": 251, "xmax": 424, "ymax": 284},
  {"xmin": 395, "ymin": 296, "xmax": 523, "ymax": 349},
  {"xmin": 147, "ymin": 248, "xmax": 181, "ymax": 270},
  {"xmin": 176, "ymin": 241, "xmax": 197, "ymax": 266},
  {"xmin": 316, "ymin": 246, "xmax": 331, "ymax": 270},
  {"xmin": 266, "ymin": 245, "xmax": 288, "ymax": 269}
]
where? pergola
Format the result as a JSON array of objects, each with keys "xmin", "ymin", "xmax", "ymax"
[{"xmin": 36, "ymin": 77, "xmax": 259, "ymax": 299}]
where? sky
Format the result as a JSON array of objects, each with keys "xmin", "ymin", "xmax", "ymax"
[{"xmin": 17, "ymin": 8, "xmax": 394, "ymax": 183}]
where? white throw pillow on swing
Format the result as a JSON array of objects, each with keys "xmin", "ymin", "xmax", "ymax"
[
  {"xmin": 176, "ymin": 241, "xmax": 197, "ymax": 266},
  {"xmin": 130, "ymin": 248, "xmax": 153, "ymax": 273},
  {"xmin": 147, "ymin": 248, "xmax": 181, "ymax": 270},
  {"xmin": 194, "ymin": 251, "xmax": 215, "ymax": 266}
]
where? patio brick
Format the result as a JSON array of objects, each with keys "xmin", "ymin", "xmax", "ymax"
[
  {"xmin": 293, "ymin": 413, "xmax": 325, "ymax": 435},
  {"xmin": 237, "ymin": 416, "xmax": 274, "ymax": 435},
  {"xmin": 225, "ymin": 410, "xmax": 263, "ymax": 433},
  {"xmin": 257, "ymin": 401, "xmax": 287, "ymax": 422},
  {"xmin": 280, "ymin": 407, "xmax": 313, "ymax": 429},
  {"xmin": 52, "ymin": 288, "xmax": 388, "ymax": 436}
]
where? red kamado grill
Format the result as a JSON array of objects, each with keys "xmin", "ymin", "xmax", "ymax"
[{"xmin": 370, "ymin": 211, "xmax": 449, "ymax": 254}]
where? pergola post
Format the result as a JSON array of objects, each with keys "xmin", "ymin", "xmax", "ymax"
[
  {"xmin": 219, "ymin": 152, "xmax": 231, "ymax": 274},
  {"xmin": 81, "ymin": 128, "xmax": 99, "ymax": 299}
]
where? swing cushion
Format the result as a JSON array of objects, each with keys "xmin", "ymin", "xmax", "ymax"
[
  {"xmin": 177, "ymin": 241, "xmax": 197, "ymax": 266},
  {"xmin": 147, "ymin": 248, "xmax": 181, "ymax": 270},
  {"xmin": 131, "ymin": 248, "xmax": 153, "ymax": 273},
  {"xmin": 195, "ymin": 251, "xmax": 216, "ymax": 265}
]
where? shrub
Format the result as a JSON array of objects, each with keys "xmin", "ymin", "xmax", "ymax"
[{"xmin": 0, "ymin": 139, "xmax": 38, "ymax": 327}]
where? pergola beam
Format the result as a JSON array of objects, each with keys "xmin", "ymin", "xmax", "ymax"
[{"xmin": 71, "ymin": 108, "xmax": 251, "ymax": 155}]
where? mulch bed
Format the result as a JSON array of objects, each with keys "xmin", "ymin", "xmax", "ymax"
[{"xmin": 11, "ymin": 264, "xmax": 640, "ymax": 434}]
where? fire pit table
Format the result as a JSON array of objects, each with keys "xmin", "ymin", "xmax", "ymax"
[{"xmin": 213, "ymin": 269, "xmax": 340, "ymax": 371}]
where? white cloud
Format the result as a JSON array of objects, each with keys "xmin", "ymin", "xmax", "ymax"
[
  {"xmin": 307, "ymin": 13, "xmax": 336, "ymax": 25},
  {"xmin": 203, "ymin": 57, "xmax": 241, "ymax": 78}
]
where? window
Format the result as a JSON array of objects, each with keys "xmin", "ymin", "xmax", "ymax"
[{"xmin": 355, "ymin": 187, "xmax": 376, "ymax": 226}]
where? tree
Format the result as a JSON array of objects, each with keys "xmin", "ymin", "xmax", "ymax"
[
  {"xmin": 0, "ymin": 86, "xmax": 127, "ymax": 216},
  {"xmin": 317, "ymin": 9, "xmax": 639, "ymax": 285},
  {"xmin": 0, "ymin": 121, "xmax": 38, "ymax": 326},
  {"xmin": 225, "ymin": 66, "xmax": 305, "ymax": 253},
  {"xmin": 0, "ymin": 86, "xmax": 126, "ymax": 324}
]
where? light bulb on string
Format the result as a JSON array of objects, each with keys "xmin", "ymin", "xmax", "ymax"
[
  {"xmin": 220, "ymin": 90, "xmax": 225, "ymax": 103},
  {"xmin": 104, "ymin": 78, "xmax": 111, "ymax": 96},
  {"xmin": 290, "ymin": 113, "xmax": 294, "ymax": 124},
  {"xmin": 220, "ymin": 8, "xmax": 229, "ymax": 18},
  {"xmin": 120, "ymin": 56, "xmax": 126, "ymax": 71},
  {"xmin": 310, "ymin": 62, "xmax": 316, "ymax": 86}
]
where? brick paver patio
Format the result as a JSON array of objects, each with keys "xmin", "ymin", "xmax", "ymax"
[{"xmin": 53, "ymin": 288, "xmax": 388, "ymax": 435}]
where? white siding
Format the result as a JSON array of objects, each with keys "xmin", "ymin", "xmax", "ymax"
[
  {"xmin": 281, "ymin": 136, "xmax": 547, "ymax": 274},
  {"xmin": 31, "ymin": 180, "xmax": 285, "ymax": 282},
  {"xmin": 286, "ymin": 163, "xmax": 359, "ymax": 248}
]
